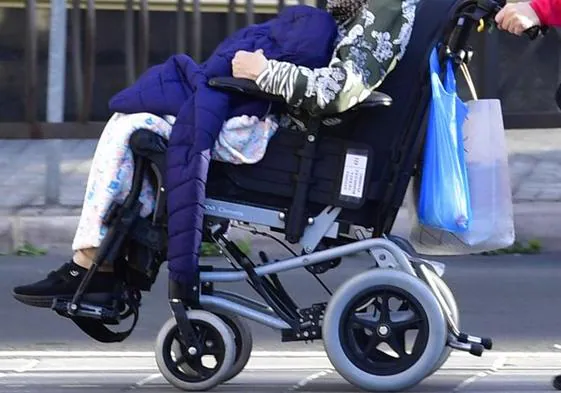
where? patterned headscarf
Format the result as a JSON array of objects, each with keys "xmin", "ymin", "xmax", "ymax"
[{"xmin": 326, "ymin": 0, "xmax": 368, "ymax": 22}]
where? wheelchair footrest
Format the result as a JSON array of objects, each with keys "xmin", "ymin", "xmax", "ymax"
[
  {"xmin": 51, "ymin": 289, "xmax": 142, "ymax": 344},
  {"xmin": 52, "ymin": 297, "xmax": 122, "ymax": 325}
]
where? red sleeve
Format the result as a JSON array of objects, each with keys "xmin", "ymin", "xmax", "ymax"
[{"xmin": 531, "ymin": 0, "xmax": 561, "ymax": 26}]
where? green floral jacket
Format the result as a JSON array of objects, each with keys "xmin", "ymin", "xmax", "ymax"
[{"xmin": 255, "ymin": 0, "xmax": 419, "ymax": 116}]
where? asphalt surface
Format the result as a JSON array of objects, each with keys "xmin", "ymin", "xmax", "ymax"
[{"xmin": 2, "ymin": 250, "xmax": 561, "ymax": 392}]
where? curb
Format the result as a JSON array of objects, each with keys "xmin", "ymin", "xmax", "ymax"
[{"xmin": 1, "ymin": 202, "xmax": 561, "ymax": 256}]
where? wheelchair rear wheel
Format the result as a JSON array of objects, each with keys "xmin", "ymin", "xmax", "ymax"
[
  {"xmin": 322, "ymin": 269, "xmax": 447, "ymax": 392},
  {"xmin": 155, "ymin": 310, "xmax": 235, "ymax": 391}
]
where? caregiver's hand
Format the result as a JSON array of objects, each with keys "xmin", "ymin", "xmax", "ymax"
[
  {"xmin": 232, "ymin": 49, "xmax": 268, "ymax": 81},
  {"xmin": 495, "ymin": 2, "xmax": 541, "ymax": 35}
]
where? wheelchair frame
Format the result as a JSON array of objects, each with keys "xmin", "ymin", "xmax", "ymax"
[{"xmin": 48, "ymin": 0, "xmax": 547, "ymax": 389}]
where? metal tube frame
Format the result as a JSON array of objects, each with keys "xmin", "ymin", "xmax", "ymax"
[
  {"xmin": 197, "ymin": 235, "xmax": 418, "ymax": 331},
  {"xmin": 200, "ymin": 237, "xmax": 415, "ymax": 284},
  {"xmin": 196, "ymin": 232, "xmax": 489, "ymax": 356}
]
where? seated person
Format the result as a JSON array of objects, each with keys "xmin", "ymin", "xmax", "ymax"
[{"xmin": 12, "ymin": 0, "xmax": 419, "ymax": 307}]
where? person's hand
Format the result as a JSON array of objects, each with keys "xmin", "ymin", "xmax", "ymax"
[
  {"xmin": 495, "ymin": 2, "xmax": 541, "ymax": 35},
  {"xmin": 232, "ymin": 49, "xmax": 268, "ymax": 80}
]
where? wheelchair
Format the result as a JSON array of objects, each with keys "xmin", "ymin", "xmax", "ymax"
[{"xmin": 49, "ymin": 0, "xmax": 545, "ymax": 390}]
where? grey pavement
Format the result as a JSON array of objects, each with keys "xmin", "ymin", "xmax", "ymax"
[{"xmin": 3, "ymin": 128, "xmax": 561, "ymax": 254}]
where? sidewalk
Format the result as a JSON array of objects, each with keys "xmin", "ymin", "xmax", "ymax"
[{"xmin": 2, "ymin": 128, "xmax": 561, "ymax": 254}]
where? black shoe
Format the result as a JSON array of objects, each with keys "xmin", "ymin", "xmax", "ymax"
[
  {"xmin": 12, "ymin": 261, "xmax": 117, "ymax": 308},
  {"xmin": 553, "ymin": 375, "xmax": 561, "ymax": 390}
]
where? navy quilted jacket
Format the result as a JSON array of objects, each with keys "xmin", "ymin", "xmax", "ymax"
[{"xmin": 108, "ymin": 5, "xmax": 338, "ymax": 286}]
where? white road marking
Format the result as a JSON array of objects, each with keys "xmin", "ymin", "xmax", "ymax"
[
  {"xmin": 490, "ymin": 356, "xmax": 506, "ymax": 371},
  {"xmin": 453, "ymin": 372, "xmax": 488, "ymax": 392},
  {"xmin": 289, "ymin": 369, "xmax": 333, "ymax": 391},
  {"xmin": 133, "ymin": 373, "xmax": 162, "ymax": 388},
  {"xmin": 453, "ymin": 355, "xmax": 506, "ymax": 392},
  {"xmin": 13, "ymin": 359, "xmax": 39, "ymax": 373},
  {"xmin": 59, "ymin": 385, "xmax": 101, "ymax": 388}
]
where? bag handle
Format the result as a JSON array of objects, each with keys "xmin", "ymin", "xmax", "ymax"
[
  {"xmin": 460, "ymin": 62, "xmax": 478, "ymax": 100},
  {"xmin": 429, "ymin": 48, "xmax": 457, "ymax": 95}
]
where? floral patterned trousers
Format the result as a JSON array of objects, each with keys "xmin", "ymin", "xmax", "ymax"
[{"xmin": 72, "ymin": 112, "xmax": 278, "ymax": 251}]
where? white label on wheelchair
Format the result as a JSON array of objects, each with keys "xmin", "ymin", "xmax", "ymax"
[{"xmin": 340, "ymin": 151, "xmax": 367, "ymax": 200}]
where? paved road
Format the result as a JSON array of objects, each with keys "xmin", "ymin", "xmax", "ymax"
[
  {"xmin": 0, "ymin": 351, "xmax": 560, "ymax": 392},
  {"xmin": 2, "ymin": 252, "xmax": 561, "ymax": 392}
]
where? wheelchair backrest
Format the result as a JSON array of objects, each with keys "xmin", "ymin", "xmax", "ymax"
[{"xmin": 351, "ymin": 0, "xmax": 468, "ymax": 233}]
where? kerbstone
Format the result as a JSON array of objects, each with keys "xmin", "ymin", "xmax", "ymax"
[
  {"xmin": 19, "ymin": 216, "xmax": 79, "ymax": 251},
  {"xmin": 0, "ymin": 218, "xmax": 12, "ymax": 253}
]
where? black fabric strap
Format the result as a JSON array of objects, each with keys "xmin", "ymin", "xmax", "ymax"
[{"xmin": 68, "ymin": 293, "xmax": 140, "ymax": 344}]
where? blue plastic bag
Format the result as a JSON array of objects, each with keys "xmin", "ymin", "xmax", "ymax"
[{"xmin": 418, "ymin": 48, "xmax": 471, "ymax": 233}]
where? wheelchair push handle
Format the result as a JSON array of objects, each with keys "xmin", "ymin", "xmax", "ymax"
[
  {"xmin": 522, "ymin": 24, "xmax": 548, "ymax": 40},
  {"xmin": 467, "ymin": 0, "xmax": 547, "ymax": 40},
  {"xmin": 488, "ymin": 0, "xmax": 548, "ymax": 40}
]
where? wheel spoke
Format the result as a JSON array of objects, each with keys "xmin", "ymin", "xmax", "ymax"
[
  {"xmin": 362, "ymin": 335, "xmax": 382, "ymax": 358},
  {"xmin": 350, "ymin": 314, "xmax": 378, "ymax": 331},
  {"xmin": 372, "ymin": 347, "xmax": 400, "ymax": 363},
  {"xmin": 189, "ymin": 358, "xmax": 213, "ymax": 378},
  {"xmin": 386, "ymin": 333, "xmax": 407, "ymax": 358},
  {"xmin": 199, "ymin": 328, "xmax": 209, "ymax": 346},
  {"xmin": 379, "ymin": 293, "xmax": 391, "ymax": 323},
  {"xmin": 391, "ymin": 316, "xmax": 423, "ymax": 334},
  {"xmin": 173, "ymin": 354, "xmax": 188, "ymax": 367},
  {"xmin": 204, "ymin": 346, "xmax": 224, "ymax": 357},
  {"xmin": 410, "ymin": 331, "xmax": 425, "ymax": 357}
]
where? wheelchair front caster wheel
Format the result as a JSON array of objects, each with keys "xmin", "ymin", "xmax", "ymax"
[
  {"xmin": 170, "ymin": 313, "xmax": 253, "ymax": 383},
  {"xmin": 322, "ymin": 269, "xmax": 447, "ymax": 392},
  {"xmin": 155, "ymin": 310, "xmax": 235, "ymax": 391},
  {"xmin": 219, "ymin": 314, "xmax": 253, "ymax": 382}
]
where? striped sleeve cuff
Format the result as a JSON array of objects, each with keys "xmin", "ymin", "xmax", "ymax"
[{"xmin": 255, "ymin": 59, "xmax": 277, "ymax": 93}]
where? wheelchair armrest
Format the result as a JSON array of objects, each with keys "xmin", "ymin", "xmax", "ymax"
[
  {"xmin": 208, "ymin": 77, "xmax": 285, "ymax": 103},
  {"xmin": 350, "ymin": 91, "xmax": 393, "ymax": 111}
]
